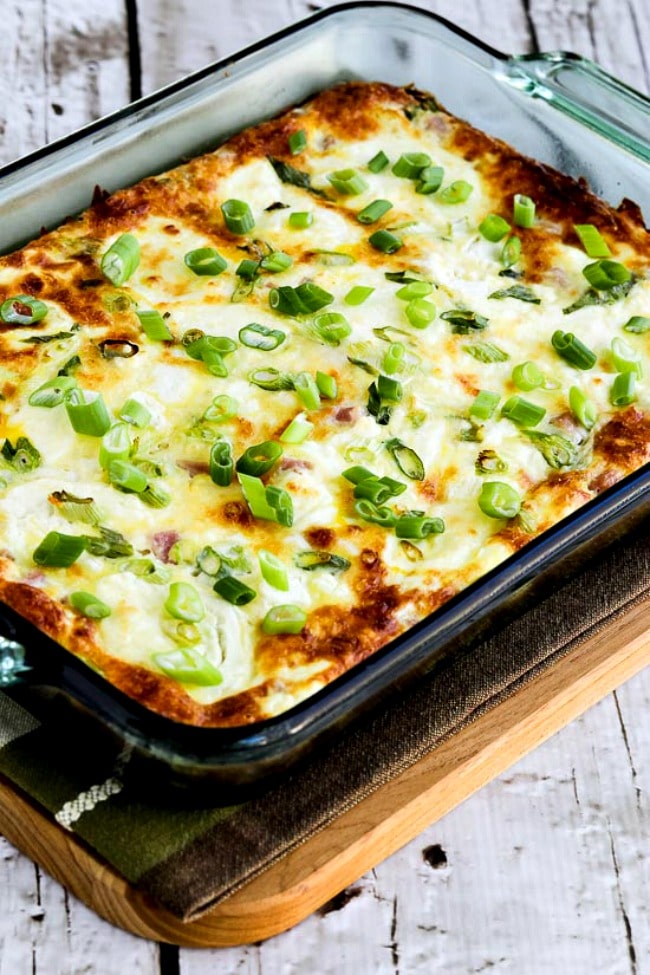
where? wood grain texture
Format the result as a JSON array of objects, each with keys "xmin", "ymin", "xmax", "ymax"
[
  {"xmin": 0, "ymin": 595, "xmax": 648, "ymax": 950},
  {"xmin": 0, "ymin": 0, "xmax": 649, "ymax": 970}
]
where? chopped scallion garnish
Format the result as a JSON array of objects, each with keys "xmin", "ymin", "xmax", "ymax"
[
  {"xmin": 344, "ymin": 285, "xmax": 374, "ymax": 306},
  {"xmin": 288, "ymin": 129, "xmax": 307, "ymax": 155},
  {"xmin": 384, "ymin": 437, "xmax": 424, "ymax": 480},
  {"xmin": 416, "ymin": 166, "xmax": 444, "ymax": 195},
  {"xmin": 33, "ymin": 531, "xmax": 86, "ymax": 567},
  {"xmin": 28, "ymin": 376, "xmax": 78, "ymax": 408},
  {"xmin": 357, "ymin": 199, "xmax": 393, "ymax": 224},
  {"xmin": 469, "ymin": 390, "xmax": 500, "ymax": 421},
  {"xmin": 236, "ymin": 440, "xmax": 283, "ymax": 477},
  {"xmin": 209, "ymin": 441, "xmax": 234, "ymax": 486},
  {"xmin": 623, "ymin": 315, "xmax": 650, "ymax": 334},
  {"xmin": 1, "ymin": 436, "xmax": 40, "ymax": 472},
  {"xmin": 582, "ymin": 259, "xmax": 631, "ymax": 291},
  {"xmin": 0, "ymin": 294, "xmax": 48, "ymax": 325},
  {"xmin": 221, "ymin": 199, "xmax": 255, "ymax": 235},
  {"xmin": 184, "ymin": 247, "xmax": 227, "ymax": 276},
  {"xmin": 213, "ymin": 574, "xmax": 257, "ymax": 605},
  {"xmin": 153, "ymin": 647, "xmax": 222, "ymax": 685},
  {"xmin": 69, "ymin": 591, "xmax": 111, "ymax": 619},
  {"xmin": 239, "ymin": 322, "xmax": 286, "ymax": 351},
  {"xmin": 405, "ymin": 297, "xmax": 436, "ymax": 329},
  {"xmin": 100, "ymin": 233, "xmax": 140, "ymax": 286},
  {"xmin": 65, "ymin": 388, "xmax": 112, "ymax": 437},
  {"xmin": 574, "ymin": 224, "xmax": 611, "ymax": 258},
  {"xmin": 478, "ymin": 481, "xmax": 521, "ymax": 519},
  {"xmin": 611, "ymin": 336, "xmax": 643, "ymax": 377},
  {"xmin": 392, "ymin": 153, "xmax": 431, "ymax": 179},
  {"xmin": 438, "ymin": 180, "xmax": 473, "ymax": 204},
  {"xmin": 551, "ymin": 330, "xmax": 597, "ymax": 370},
  {"xmin": 569, "ymin": 386, "xmax": 597, "ymax": 430},
  {"xmin": 119, "ymin": 397, "xmax": 151, "ymax": 428},
  {"xmin": 327, "ymin": 168, "xmax": 369, "ymax": 195},
  {"xmin": 165, "ymin": 582, "xmax": 204, "ymax": 623},
  {"xmin": 315, "ymin": 371, "xmax": 337, "ymax": 399},
  {"xmin": 288, "ymin": 211, "xmax": 313, "ymax": 230},
  {"xmin": 513, "ymin": 194, "xmax": 536, "ymax": 228},
  {"xmin": 511, "ymin": 361, "xmax": 544, "ymax": 391},
  {"xmin": 610, "ymin": 370, "xmax": 637, "ymax": 406},
  {"xmin": 394, "ymin": 514, "xmax": 444, "ymax": 539},
  {"xmin": 280, "ymin": 412, "xmax": 313, "ymax": 444},
  {"xmin": 369, "ymin": 229, "xmax": 402, "ymax": 254},
  {"xmin": 479, "ymin": 214, "xmax": 510, "ymax": 242},
  {"xmin": 99, "ymin": 422, "xmax": 131, "ymax": 469},
  {"xmin": 259, "ymin": 550, "xmax": 289, "ymax": 591},
  {"xmin": 501, "ymin": 395, "xmax": 546, "ymax": 427},
  {"xmin": 294, "ymin": 371, "xmax": 321, "ymax": 411},
  {"xmin": 260, "ymin": 251, "xmax": 293, "ymax": 273},
  {"xmin": 367, "ymin": 150, "xmax": 389, "ymax": 173},
  {"xmin": 262, "ymin": 604, "xmax": 307, "ymax": 635},
  {"xmin": 311, "ymin": 311, "xmax": 351, "ymax": 346}
]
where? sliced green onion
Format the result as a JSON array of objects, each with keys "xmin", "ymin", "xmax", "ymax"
[
  {"xmin": 574, "ymin": 224, "xmax": 611, "ymax": 258},
  {"xmin": 489, "ymin": 284, "xmax": 540, "ymax": 304},
  {"xmin": 512, "ymin": 361, "xmax": 544, "ymax": 392},
  {"xmin": 288, "ymin": 211, "xmax": 313, "ymax": 229},
  {"xmin": 209, "ymin": 440, "xmax": 234, "ymax": 486},
  {"xmin": 0, "ymin": 294, "xmax": 48, "ymax": 325},
  {"xmin": 236, "ymin": 440, "xmax": 282, "ymax": 477},
  {"xmin": 469, "ymin": 390, "xmax": 500, "ymax": 421},
  {"xmin": 288, "ymin": 129, "xmax": 307, "ymax": 155},
  {"xmin": 213, "ymin": 574, "xmax": 257, "ymax": 605},
  {"xmin": 69, "ymin": 591, "xmax": 111, "ymax": 619},
  {"xmin": 478, "ymin": 481, "xmax": 521, "ymax": 519},
  {"xmin": 405, "ymin": 297, "xmax": 436, "ymax": 329},
  {"xmin": 204, "ymin": 394, "xmax": 238, "ymax": 422},
  {"xmin": 58, "ymin": 355, "xmax": 81, "ymax": 377},
  {"xmin": 28, "ymin": 376, "xmax": 77, "ymax": 408},
  {"xmin": 259, "ymin": 550, "xmax": 290, "ymax": 591},
  {"xmin": 394, "ymin": 514, "xmax": 444, "ymax": 539},
  {"xmin": 342, "ymin": 465, "xmax": 375, "ymax": 485},
  {"xmin": 551, "ymin": 330, "xmax": 597, "ymax": 370},
  {"xmin": 385, "ymin": 268, "xmax": 429, "ymax": 284},
  {"xmin": 610, "ymin": 371, "xmax": 637, "ymax": 406},
  {"xmin": 384, "ymin": 437, "xmax": 424, "ymax": 480},
  {"xmin": 295, "ymin": 282, "xmax": 334, "ymax": 312},
  {"xmin": 396, "ymin": 281, "xmax": 433, "ymax": 301},
  {"xmin": 312, "ymin": 311, "xmax": 351, "ymax": 346},
  {"xmin": 611, "ymin": 336, "xmax": 643, "ymax": 377},
  {"xmin": 238, "ymin": 471, "xmax": 278, "ymax": 521},
  {"xmin": 353, "ymin": 477, "xmax": 395, "ymax": 505},
  {"xmin": 265, "ymin": 485, "xmax": 293, "ymax": 527},
  {"xmin": 294, "ymin": 372, "xmax": 321, "ymax": 411},
  {"xmin": 236, "ymin": 258, "xmax": 260, "ymax": 280},
  {"xmin": 294, "ymin": 550, "xmax": 350, "ymax": 572},
  {"xmin": 153, "ymin": 647, "xmax": 222, "ymax": 686},
  {"xmin": 438, "ymin": 180, "xmax": 473, "ymax": 204},
  {"xmin": 369, "ymin": 229, "xmax": 402, "ymax": 254},
  {"xmin": 33, "ymin": 531, "xmax": 86, "ymax": 567},
  {"xmin": 260, "ymin": 251, "xmax": 293, "ymax": 273},
  {"xmin": 582, "ymin": 259, "xmax": 631, "ymax": 290},
  {"xmin": 279, "ymin": 413, "xmax": 313, "ymax": 445},
  {"xmin": 501, "ymin": 395, "xmax": 546, "ymax": 427},
  {"xmin": 48, "ymin": 490, "xmax": 101, "ymax": 526},
  {"xmin": 367, "ymin": 150, "xmax": 389, "ymax": 173},
  {"xmin": 123, "ymin": 558, "xmax": 170, "ymax": 584},
  {"xmin": 344, "ymin": 285, "xmax": 374, "ymax": 306},
  {"xmin": 416, "ymin": 166, "xmax": 444, "ymax": 195},
  {"xmin": 221, "ymin": 199, "xmax": 255, "ymax": 234},
  {"xmin": 262, "ymin": 604, "xmax": 306, "ymax": 635},
  {"xmin": 83, "ymin": 526, "xmax": 133, "ymax": 559},
  {"xmin": 100, "ymin": 233, "xmax": 140, "ymax": 286},
  {"xmin": 513, "ymin": 194, "xmax": 536, "ymax": 228},
  {"xmin": 315, "ymin": 371, "xmax": 337, "ymax": 399},
  {"xmin": 164, "ymin": 581, "xmax": 204, "ymax": 623},
  {"xmin": 108, "ymin": 459, "xmax": 148, "ymax": 493},
  {"xmin": 357, "ymin": 199, "xmax": 393, "ymax": 224},
  {"xmin": 65, "ymin": 389, "xmax": 111, "ymax": 437},
  {"xmin": 269, "ymin": 285, "xmax": 307, "ymax": 316},
  {"xmin": 99, "ymin": 422, "xmax": 131, "ymax": 469},
  {"xmin": 184, "ymin": 247, "xmax": 227, "ymax": 276},
  {"xmin": 479, "ymin": 214, "xmax": 510, "ymax": 242},
  {"xmin": 367, "ymin": 381, "xmax": 392, "ymax": 425},
  {"xmin": 392, "ymin": 153, "xmax": 431, "ymax": 178},
  {"xmin": 569, "ymin": 386, "xmax": 597, "ymax": 430},
  {"xmin": 248, "ymin": 367, "xmax": 295, "ymax": 391},
  {"xmin": 382, "ymin": 341, "xmax": 406, "ymax": 375},
  {"xmin": 354, "ymin": 499, "xmax": 396, "ymax": 527},
  {"xmin": 377, "ymin": 374, "xmax": 402, "ymax": 402},
  {"xmin": 119, "ymin": 397, "xmax": 151, "ymax": 428},
  {"xmin": 327, "ymin": 168, "xmax": 369, "ymax": 195},
  {"xmin": 194, "ymin": 547, "xmax": 221, "ymax": 577},
  {"xmin": 239, "ymin": 322, "xmax": 286, "ymax": 351},
  {"xmin": 183, "ymin": 332, "xmax": 237, "ymax": 359},
  {"xmin": 501, "ymin": 235, "xmax": 521, "ymax": 268},
  {"xmin": 623, "ymin": 315, "xmax": 650, "ymax": 334}
]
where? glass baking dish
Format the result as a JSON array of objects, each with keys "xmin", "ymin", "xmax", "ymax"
[{"xmin": 1, "ymin": 1, "xmax": 648, "ymax": 796}]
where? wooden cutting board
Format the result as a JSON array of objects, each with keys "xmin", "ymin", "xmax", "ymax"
[{"xmin": 0, "ymin": 593, "xmax": 648, "ymax": 948}]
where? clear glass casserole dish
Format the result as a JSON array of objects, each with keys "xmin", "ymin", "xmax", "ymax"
[{"xmin": 0, "ymin": 1, "xmax": 648, "ymax": 796}]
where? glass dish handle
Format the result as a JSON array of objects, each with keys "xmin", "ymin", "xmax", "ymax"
[{"xmin": 505, "ymin": 53, "xmax": 650, "ymax": 162}]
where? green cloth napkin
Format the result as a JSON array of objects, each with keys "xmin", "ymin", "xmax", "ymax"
[{"xmin": 0, "ymin": 523, "xmax": 648, "ymax": 921}]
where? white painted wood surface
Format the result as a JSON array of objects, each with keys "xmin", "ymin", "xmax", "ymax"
[{"xmin": 0, "ymin": 1, "xmax": 648, "ymax": 971}]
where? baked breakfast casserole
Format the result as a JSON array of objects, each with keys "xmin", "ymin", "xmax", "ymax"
[{"xmin": 0, "ymin": 81, "xmax": 648, "ymax": 726}]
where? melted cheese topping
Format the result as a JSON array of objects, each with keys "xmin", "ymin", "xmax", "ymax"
[{"xmin": 0, "ymin": 82, "xmax": 648, "ymax": 726}]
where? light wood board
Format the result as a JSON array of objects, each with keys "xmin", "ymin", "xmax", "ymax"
[{"xmin": 0, "ymin": 593, "xmax": 648, "ymax": 948}]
